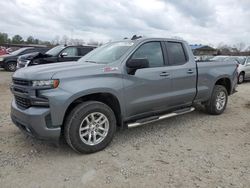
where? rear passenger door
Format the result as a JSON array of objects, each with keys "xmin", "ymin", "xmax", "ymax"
[
  {"xmin": 164, "ymin": 41, "xmax": 197, "ymax": 107},
  {"xmin": 58, "ymin": 47, "xmax": 79, "ymax": 62}
]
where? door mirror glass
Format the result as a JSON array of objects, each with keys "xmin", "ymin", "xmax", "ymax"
[{"xmin": 126, "ymin": 58, "xmax": 149, "ymax": 74}]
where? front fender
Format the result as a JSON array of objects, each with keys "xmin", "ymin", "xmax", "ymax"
[{"xmin": 40, "ymin": 75, "xmax": 125, "ymax": 127}]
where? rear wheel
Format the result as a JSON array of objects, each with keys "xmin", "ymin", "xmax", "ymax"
[
  {"xmin": 238, "ymin": 72, "xmax": 244, "ymax": 84},
  {"xmin": 64, "ymin": 101, "xmax": 116, "ymax": 153},
  {"xmin": 205, "ymin": 85, "xmax": 228, "ymax": 115},
  {"xmin": 4, "ymin": 62, "xmax": 16, "ymax": 72}
]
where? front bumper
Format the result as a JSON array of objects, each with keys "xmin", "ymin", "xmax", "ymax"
[
  {"xmin": 11, "ymin": 100, "xmax": 61, "ymax": 140},
  {"xmin": 0, "ymin": 61, "xmax": 4, "ymax": 68}
]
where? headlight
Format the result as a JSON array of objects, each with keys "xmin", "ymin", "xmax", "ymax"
[
  {"xmin": 18, "ymin": 59, "xmax": 30, "ymax": 64},
  {"xmin": 32, "ymin": 79, "xmax": 59, "ymax": 88},
  {"xmin": 0, "ymin": 57, "xmax": 4, "ymax": 61}
]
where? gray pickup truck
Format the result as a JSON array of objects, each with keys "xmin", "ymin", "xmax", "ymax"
[{"xmin": 11, "ymin": 38, "xmax": 238, "ymax": 153}]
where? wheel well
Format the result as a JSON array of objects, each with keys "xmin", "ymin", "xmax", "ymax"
[
  {"xmin": 63, "ymin": 93, "xmax": 122, "ymax": 128},
  {"xmin": 240, "ymin": 71, "xmax": 245, "ymax": 76},
  {"xmin": 215, "ymin": 78, "xmax": 231, "ymax": 95},
  {"xmin": 5, "ymin": 61, "xmax": 16, "ymax": 64}
]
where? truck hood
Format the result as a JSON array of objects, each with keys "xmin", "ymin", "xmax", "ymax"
[{"xmin": 13, "ymin": 61, "xmax": 105, "ymax": 80}]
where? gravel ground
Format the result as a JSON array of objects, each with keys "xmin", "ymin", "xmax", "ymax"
[{"xmin": 0, "ymin": 69, "xmax": 250, "ymax": 188}]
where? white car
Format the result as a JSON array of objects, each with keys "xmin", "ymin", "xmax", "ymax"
[{"xmin": 237, "ymin": 56, "xmax": 250, "ymax": 84}]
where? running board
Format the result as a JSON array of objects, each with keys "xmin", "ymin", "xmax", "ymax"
[{"xmin": 127, "ymin": 107, "xmax": 195, "ymax": 128}]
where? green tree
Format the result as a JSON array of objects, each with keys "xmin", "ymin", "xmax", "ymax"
[
  {"xmin": 34, "ymin": 39, "xmax": 39, "ymax": 44},
  {"xmin": 26, "ymin": 36, "xmax": 35, "ymax": 44},
  {"xmin": 12, "ymin": 35, "xmax": 23, "ymax": 44},
  {"xmin": 0, "ymin": 32, "xmax": 9, "ymax": 44}
]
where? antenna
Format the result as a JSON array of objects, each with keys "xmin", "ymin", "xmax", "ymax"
[{"xmin": 131, "ymin": 35, "xmax": 142, "ymax": 40}]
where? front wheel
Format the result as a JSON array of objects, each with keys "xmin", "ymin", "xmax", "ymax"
[
  {"xmin": 64, "ymin": 101, "xmax": 116, "ymax": 153},
  {"xmin": 205, "ymin": 85, "xmax": 228, "ymax": 115},
  {"xmin": 238, "ymin": 72, "xmax": 244, "ymax": 84},
  {"xmin": 4, "ymin": 62, "xmax": 17, "ymax": 72}
]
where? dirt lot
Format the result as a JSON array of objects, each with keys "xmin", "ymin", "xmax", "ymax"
[{"xmin": 0, "ymin": 69, "xmax": 250, "ymax": 188}]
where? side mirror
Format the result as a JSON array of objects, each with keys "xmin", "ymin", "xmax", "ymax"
[
  {"xmin": 60, "ymin": 52, "xmax": 68, "ymax": 57},
  {"xmin": 126, "ymin": 58, "xmax": 149, "ymax": 74}
]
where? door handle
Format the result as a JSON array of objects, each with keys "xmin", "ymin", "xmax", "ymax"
[
  {"xmin": 160, "ymin": 72, "xmax": 170, "ymax": 77},
  {"xmin": 187, "ymin": 69, "xmax": 194, "ymax": 74}
]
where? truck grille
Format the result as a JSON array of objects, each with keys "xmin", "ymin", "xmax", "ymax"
[
  {"xmin": 15, "ymin": 96, "xmax": 31, "ymax": 109},
  {"xmin": 13, "ymin": 78, "xmax": 31, "ymax": 86}
]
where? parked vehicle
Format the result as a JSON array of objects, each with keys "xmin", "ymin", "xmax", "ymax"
[
  {"xmin": 194, "ymin": 55, "xmax": 214, "ymax": 62},
  {"xmin": 234, "ymin": 56, "xmax": 250, "ymax": 84},
  {"xmin": 0, "ymin": 47, "xmax": 49, "ymax": 71},
  {"xmin": 0, "ymin": 46, "xmax": 8, "ymax": 55},
  {"xmin": 209, "ymin": 55, "xmax": 228, "ymax": 62},
  {"xmin": 16, "ymin": 45, "xmax": 96, "ymax": 69},
  {"xmin": 10, "ymin": 38, "xmax": 238, "ymax": 153}
]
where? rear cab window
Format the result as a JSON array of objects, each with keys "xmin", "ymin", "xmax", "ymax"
[{"xmin": 165, "ymin": 42, "xmax": 187, "ymax": 66}]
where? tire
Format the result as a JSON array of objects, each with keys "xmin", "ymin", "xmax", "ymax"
[
  {"xmin": 238, "ymin": 72, "xmax": 244, "ymax": 84},
  {"xmin": 4, "ymin": 62, "xmax": 17, "ymax": 72},
  {"xmin": 205, "ymin": 85, "xmax": 228, "ymax": 115},
  {"xmin": 64, "ymin": 101, "xmax": 116, "ymax": 153}
]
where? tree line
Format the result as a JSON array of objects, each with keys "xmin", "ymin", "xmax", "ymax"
[
  {"xmin": 0, "ymin": 32, "xmax": 51, "ymax": 46},
  {"xmin": 0, "ymin": 32, "xmax": 249, "ymax": 53},
  {"xmin": 0, "ymin": 32, "xmax": 103, "ymax": 46}
]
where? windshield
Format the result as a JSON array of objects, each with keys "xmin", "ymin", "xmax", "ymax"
[
  {"xmin": 46, "ymin": 45, "xmax": 64, "ymax": 56},
  {"xmin": 224, "ymin": 56, "xmax": 246, "ymax": 65},
  {"xmin": 10, "ymin": 48, "xmax": 28, "ymax": 55},
  {"xmin": 79, "ymin": 41, "xmax": 134, "ymax": 64}
]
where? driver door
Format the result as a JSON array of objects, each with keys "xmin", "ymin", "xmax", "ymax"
[{"xmin": 123, "ymin": 41, "xmax": 172, "ymax": 118}]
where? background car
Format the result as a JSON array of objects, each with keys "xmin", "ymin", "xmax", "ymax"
[
  {"xmin": 17, "ymin": 45, "xmax": 96, "ymax": 69},
  {"xmin": 209, "ymin": 55, "xmax": 228, "ymax": 62},
  {"xmin": 0, "ymin": 47, "xmax": 50, "ymax": 71},
  {"xmin": 0, "ymin": 46, "xmax": 8, "ymax": 55},
  {"xmin": 236, "ymin": 56, "xmax": 250, "ymax": 84},
  {"xmin": 209, "ymin": 55, "xmax": 250, "ymax": 84}
]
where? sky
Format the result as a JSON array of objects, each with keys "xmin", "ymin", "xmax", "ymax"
[{"xmin": 0, "ymin": 0, "xmax": 250, "ymax": 46}]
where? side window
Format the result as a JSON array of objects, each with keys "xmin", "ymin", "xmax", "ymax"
[
  {"xmin": 61, "ymin": 47, "xmax": 78, "ymax": 57},
  {"xmin": 131, "ymin": 42, "xmax": 164, "ymax": 68},
  {"xmin": 19, "ymin": 49, "xmax": 32, "ymax": 55},
  {"xmin": 25, "ymin": 49, "xmax": 37, "ymax": 54},
  {"xmin": 79, "ymin": 47, "xmax": 93, "ymax": 56},
  {"xmin": 166, "ymin": 42, "xmax": 187, "ymax": 66},
  {"xmin": 38, "ymin": 48, "xmax": 49, "ymax": 54},
  {"xmin": 247, "ymin": 57, "xmax": 250, "ymax": 64}
]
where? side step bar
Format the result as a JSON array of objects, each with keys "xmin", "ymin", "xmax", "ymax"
[{"xmin": 127, "ymin": 107, "xmax": 195, "ymax": 128}]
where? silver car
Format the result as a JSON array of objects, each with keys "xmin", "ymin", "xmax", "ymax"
[{"xmin": 229, "ymin": 56, "xmax": 250, "ymax": 84}]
